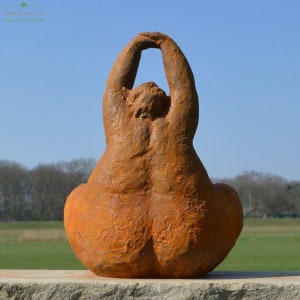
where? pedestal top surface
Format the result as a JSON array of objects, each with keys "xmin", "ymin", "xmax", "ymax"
[{"xmin": 0, "ymin": 270, "xmax": 299, "ymax": 284}]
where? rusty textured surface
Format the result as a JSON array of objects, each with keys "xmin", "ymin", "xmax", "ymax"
[{"xmin": 64, "ymin": 32, "xmax": 243, "ymax": 278}]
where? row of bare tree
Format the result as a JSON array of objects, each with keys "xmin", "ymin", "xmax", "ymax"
[
  {"xmin": 0, "ymin": 159, "xmax": 299, "ymax": 221},
  {"xmin": 0, "ymin": 159, "xmax": 95, "ymax": 221},
  {"xmin": 217, "ymin": 171, "xmax": 300, "ymax": 218}
]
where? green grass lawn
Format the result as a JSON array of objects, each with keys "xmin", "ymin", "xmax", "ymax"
[
  {"xmin": 0, "ymin": 219, "xmax": 299, "ymax": 271},
  {"xmin": 217, "ymin": 218, "xmax": 300, "ymax": 271},
  {"xmin": 0, "ymin": 221, "xmax": 84, "ymax": 270},
  {"xmin": 0, "ymin": 241, "xmax": 84, "ymax": 269},
  {"xmin": 217, "ymin": 232, "xmax": 300, "ymax": 271}
]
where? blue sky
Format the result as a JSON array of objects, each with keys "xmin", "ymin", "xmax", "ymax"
[{"xmin": 0, "ymin": 0, "xmax": 299, "ymax": 180}]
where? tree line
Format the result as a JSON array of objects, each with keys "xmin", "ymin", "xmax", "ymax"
[
  {"xmin": 0, "ymin": 159, "xmax": 95, "ymax": 221},
  {"xmin": 217, "ymin": 171, "xmax": 300, "ymax": 218},
  {"xmin": 0, "ymin": 159, "xmax": 299, "ymax": 221}
]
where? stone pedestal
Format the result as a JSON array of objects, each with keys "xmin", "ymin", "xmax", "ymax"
[{"xmin": 0, "ymin": 270, "xmax": 299, "ymax": 299}]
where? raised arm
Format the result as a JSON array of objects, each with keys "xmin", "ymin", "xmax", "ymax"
[
  {"xmin": 103, "ymin": 35, "xmax": 159, "ymax": 136},
  {"xmin": 139, "ymin": 32, "xmax": 199, "ymax": 139}
]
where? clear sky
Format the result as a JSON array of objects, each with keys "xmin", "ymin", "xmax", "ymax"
[{"xmin": 1, "ymin": 0, "xmax": 299, "ymax": 181}]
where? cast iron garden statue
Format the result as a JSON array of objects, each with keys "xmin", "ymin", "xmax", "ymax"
[{"xmin": 64, "ymin": 32, "xmax": 243, "ymax": 278}]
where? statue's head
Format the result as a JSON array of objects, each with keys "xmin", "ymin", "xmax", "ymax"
[{"xmin": 122, "ymin": 82, "xmax": 170, "ymax": 120}]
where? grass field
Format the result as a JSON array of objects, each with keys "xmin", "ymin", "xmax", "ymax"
[
  {"xmin": 0, "ymin": 219, "xmax": 299, "ymax": 271},
  {"xmin": 216, "ymin": 218, "xmax": 300, "ymax": 271}
]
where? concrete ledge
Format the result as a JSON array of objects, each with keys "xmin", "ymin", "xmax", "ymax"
[{"xmin": 0, "ymin": 270, "xmax": 299, "ymax": 299}]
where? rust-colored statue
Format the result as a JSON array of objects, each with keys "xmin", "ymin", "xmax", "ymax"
[{"xmin": 64, "ymin": 32, "xmax": 243, "ymax": 278}]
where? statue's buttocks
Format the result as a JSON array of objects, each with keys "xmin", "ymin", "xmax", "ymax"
[{"xmin": 64, "ymin": 32, "xmax": 243, "ymax": 278}]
